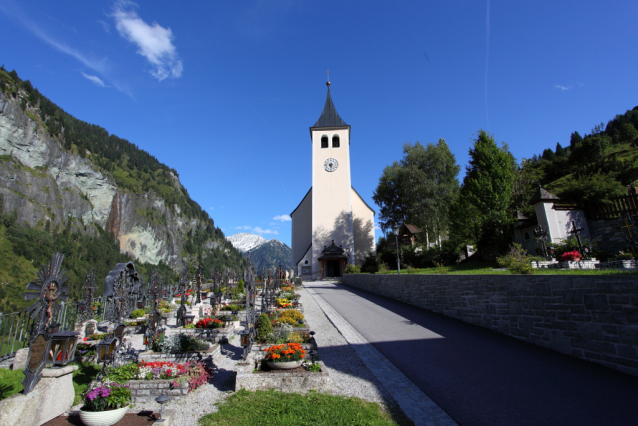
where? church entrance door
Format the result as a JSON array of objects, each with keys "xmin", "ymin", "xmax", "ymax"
[{"xmin": 326, "ymin": 260, "xmax": 341, "ymax": 278}]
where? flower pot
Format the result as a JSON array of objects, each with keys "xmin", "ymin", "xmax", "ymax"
[
  {"xmin": 79, "ymin": 406, "xmax": 128, "ymax": 426},
  {"xmin": 267, "ymin": 360, "xmax": 303, "ymax": 370}
]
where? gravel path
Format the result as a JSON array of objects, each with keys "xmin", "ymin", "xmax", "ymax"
[{"xmin": 72, "ymin": 285, "xmax": 396, "ymax": 426}]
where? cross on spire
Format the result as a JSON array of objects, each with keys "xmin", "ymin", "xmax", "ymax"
[{"xmin": 325, "ymin": 69, "xmax": 331, "ymax": 82}]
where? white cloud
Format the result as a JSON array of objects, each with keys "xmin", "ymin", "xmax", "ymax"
[
  {"xmin": 81, "ymin": 72, "xmax": 107, "ymax": 87},
  {"xmin": 273, "ymin": 214, "xmax": 291, "ymax": 222},
  {"xmin": 0, "ymin": 3, "xmax": 108, "ymax": 74},
  {"xmin": 112, "ymin": 1, "xmax": 183, "ymax": 81},
  {"xmin": 554, "ymin": 85, "xmax": 572, "ymax": 91},
  {"xmin": 98, "ymin": 19, "xmax": 111, "ymax": 33},
  {"xmin": 254, "ymin": 227, "xmax": 278, "ymax": 235}
]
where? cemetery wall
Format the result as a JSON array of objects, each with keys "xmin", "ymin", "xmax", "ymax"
[
  {"xmin": 587, "ymin": 219, "xmax": 633, "ymax": 254},
  {"xmin": 342, "ymin": 274, "xmax": 638, "ymax": 376}
]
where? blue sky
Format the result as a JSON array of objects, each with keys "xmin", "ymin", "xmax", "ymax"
[{"xmin": 1, "ymin": 0, "xmax": 637, "ymax": 247}]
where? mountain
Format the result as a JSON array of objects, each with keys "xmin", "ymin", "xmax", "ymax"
[
  {"xmin": 226, "ymin": 233, "xmax": 292, "ymax": 271},
  {"xmin": 226, "ymin": 233, "xmax": 267, "ymax": 252},
  {"xmin": 0, "ymin": 66, "xmax": 245, "ymax": 311},
  {"xmin": 248, "ymin": 239, "xmax": 293, "ymax": 272}
]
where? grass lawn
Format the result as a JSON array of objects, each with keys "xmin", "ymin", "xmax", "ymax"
[
  {"xmin": 0, "ymin": 368, "xmax": 23, "ymax": 400},
  {"xmin": 71, "ymin": 362, "xmax": 102, "ymax": 405},
  {"xmin": 0, "ymin": 361, "xmax": 101, "ymax": 404},
  {"xmin": 372, "ymin": 261, "xmax": 638, "ymax": 275},
  {"xmin": 199, "ymin": 389, "xmax": 414, "ymax": 426}
]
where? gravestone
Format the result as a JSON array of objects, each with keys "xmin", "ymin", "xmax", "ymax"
[
  {"xmin": 85, "ymin": 321, "xmax": 96, "ymax": 337},
  {"xmin": 73, "ymin": 319, "xmax": 98, "ymax": 339}
]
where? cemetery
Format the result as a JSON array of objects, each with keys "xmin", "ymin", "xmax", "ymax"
[{"xmin": 0, "ymin": 253, "xmax": 378, "ymax": 426}]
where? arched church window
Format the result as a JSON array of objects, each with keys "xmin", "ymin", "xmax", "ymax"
[
  {"xmin": 332, "ymin": 135, "xmax": 340, "ymax": 148},
  {"xmin": 321, "ymin": 136, "xmax": 329, "ymax": 148}
]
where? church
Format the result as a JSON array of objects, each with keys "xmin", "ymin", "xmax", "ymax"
[{"xmin": 291, "ymin": 82, "xmax": 376, "ymax": 280}]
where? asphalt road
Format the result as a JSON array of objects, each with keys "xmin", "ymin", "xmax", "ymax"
[{"xmin": 306, "ymin": 280, "xmax": 638, "ymax": 426}]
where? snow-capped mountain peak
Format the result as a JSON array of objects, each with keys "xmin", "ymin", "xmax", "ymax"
[{"xmin": 226, "ymin": 233, "xmax": 267, "ymax": 252}]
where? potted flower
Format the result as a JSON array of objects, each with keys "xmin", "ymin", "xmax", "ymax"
[
  {"xmin": 79, "ymin": 379, "xmax": 131, "ymax": 426},
  {"xmin": 561, "ymin": 250, "xmax": 582, "ymax": 262},
  {"xmin": 263, "ymin": 342, "xmax": 306, "ymax": 370}
]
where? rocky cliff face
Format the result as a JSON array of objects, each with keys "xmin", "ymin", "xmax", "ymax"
[{"xmin": 0, "ymin": 91, "xmax": 204, "ymax": 267}]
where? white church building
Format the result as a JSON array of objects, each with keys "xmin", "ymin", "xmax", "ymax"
[{"xmin": 291, "ymin": 82, "xmax": 376, "ymax": 280}]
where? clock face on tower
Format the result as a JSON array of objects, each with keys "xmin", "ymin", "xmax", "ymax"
[{"xmin": 324, "ymin": 158, "xmax": 338, "ymax": 172}]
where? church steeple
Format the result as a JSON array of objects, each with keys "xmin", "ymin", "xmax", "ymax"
[{"xmin": 312, "ymin": 83, "xmax": 348, "ymax": 128}]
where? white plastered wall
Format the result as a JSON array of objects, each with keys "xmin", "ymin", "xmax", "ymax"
[
  {"xmin": 311, "ymin": 128, "xmax": 353, "ymax": 278},
  {"xmin": 351, "ymin": 187, "xmax": 375, "ymax": 265}
]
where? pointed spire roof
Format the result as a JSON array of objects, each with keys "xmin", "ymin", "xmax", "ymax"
[
  {"xmin": 312, "ymin": 84, "xmax": 348, "ymax": 128},
  {"xmin": 530, "ymin": 186, "xmax": 560, "ymax": 204}
]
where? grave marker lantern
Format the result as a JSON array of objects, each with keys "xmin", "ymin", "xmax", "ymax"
[
  {"xmin": 96, "ymin": 335, "xmax": 118, "ymax": 363},
  {"xmin": 46, "ymin": 331, "xmax": 80, "ymax": 365},
  {"xmin": 240, "ymin": 329, "xmax": 250, "ymax": 348}
]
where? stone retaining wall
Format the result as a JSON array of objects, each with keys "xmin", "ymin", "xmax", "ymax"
[
  {"xmin": 127, "ymin": 379, "xmax": 190, "ymax": 403},
  {"xmin": 587, "ymin": 217, "xmax": 635, "ymax": 254},
  {"xmin": 342, "ymin": 274, "xmax": 638, "ymax": 376},
  {"xmin": 235, "ymin": 361, "xmax": 330, "ymax": 392},
  {"xmin": 138, "ymin": 344, "xmax": 220, "ymax": 363}
]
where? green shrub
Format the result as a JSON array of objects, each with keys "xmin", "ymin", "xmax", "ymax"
[
  {"xmin": 161, "ymin": 333, "xmax": 209, "ymax": 353},
  {"xmin": 130, "ymin": 309, "xmax": 146, "ymax": 319},
  {"xmin": 497, "ymin": 243, "xmax": 534, "ymax": 274},
  {"xmin": 222, "ymin": 304, "xmax": 243, "ymax": 311},
  {"xmin": 256, "ymin": 313, "xmax": 273, "ymax": 342},
  {"xmin": 106, "ymin": 362, "xmax": 139, "ymax": 384},
  {"xmin": 345, "ymin": 264, "xmax": 361, "ymax": 274},
  {"xmin": 361, "ymin": 252, "xmax": 379, "ymax": 273}
]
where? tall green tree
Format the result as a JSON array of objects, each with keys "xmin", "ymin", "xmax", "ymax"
[
  {"xmin": 456, "ymin": 130, "xmax": 516, "ymax": 257},
  {"xmin": 373, "ymin": 139, "xmax": 460, "ymax": 247}
]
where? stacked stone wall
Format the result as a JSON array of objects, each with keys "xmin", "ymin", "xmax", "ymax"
[
  {"xmin": 587, "ymin": 218, "xmax": 634, "ymax": 254},
  {"xmin": 127, "ymin": 379, "xmax": 189, "ymax": 402},
  {"xmin": 342, "ymin": 274, "xmax": 638, "ymax": 376}
]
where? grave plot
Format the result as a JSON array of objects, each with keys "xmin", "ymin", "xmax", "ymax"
[
  {"xmin": 0, "ymin": 254, "xmax": 244, "ymax": 426},
  {"xmin": 234, "ymin": 259, "xmax": 329, "ymax": 393}
]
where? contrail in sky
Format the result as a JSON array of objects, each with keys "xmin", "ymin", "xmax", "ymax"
[{"xmin": 484, "ymin": 0, "xmax": 490, "ymax": 130}]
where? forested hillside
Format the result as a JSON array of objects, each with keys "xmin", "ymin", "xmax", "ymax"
[
  {"xmin": 374, "ymin": 106, "xmax": 638, "ymax": 264},
  {"xmin": 0, "ymin": 66, "xmax": 245, "ymax": 311},
  {"xmin": 514, "ymin": 106, "xmax": 638, "ymax": 217}
]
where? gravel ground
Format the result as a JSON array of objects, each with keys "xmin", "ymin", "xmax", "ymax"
[{"xmin": 71, "ymin": 285, "xmax": 393, "ymax": 426}]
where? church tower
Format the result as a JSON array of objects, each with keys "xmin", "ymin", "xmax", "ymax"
[{"xmin": 291, "ymin": 82, "xmax": 375, "ymax": 280}]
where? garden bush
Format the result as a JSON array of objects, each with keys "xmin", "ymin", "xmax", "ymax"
[
  {"xmin": 130, "ymin": 309, "xmax": 146, "ymax": 319},
  {"xmin": 345, "ymin": 264, "xmax": 361, "ymax": 274},
  {"xmin": 256, "ymin": 313, "xmax": 273, "ymax": 342},
  {"xmin": 222, "ymin": 304, "xmax": 243, "ymax": 311},
  {"xmin": 361, "ymin": 252, "xmax": 379, "ymax": 273},
  {"xmin": 496, "ymin": 243, "xmax": 535, "ymax": 274},
  {"xmin": 161, "ymin": 333, "xmax": 209, "ymax": 353}
]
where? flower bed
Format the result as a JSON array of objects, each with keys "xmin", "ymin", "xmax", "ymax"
[
  {"xmin": 196, "ymin": 317, "xmax": 225, "ymax": 329},
  {"xmin": 107, "ymin": 360, "xmax": 211, "ymax": 402},
  {"xmin": 560, "ymin": 250, "xmax": 582, "ymax": 261}
]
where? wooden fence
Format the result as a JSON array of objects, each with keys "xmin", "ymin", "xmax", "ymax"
[{"xmin": 586, "ymin": 194, "xmax": 638, "ymax": 220}]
